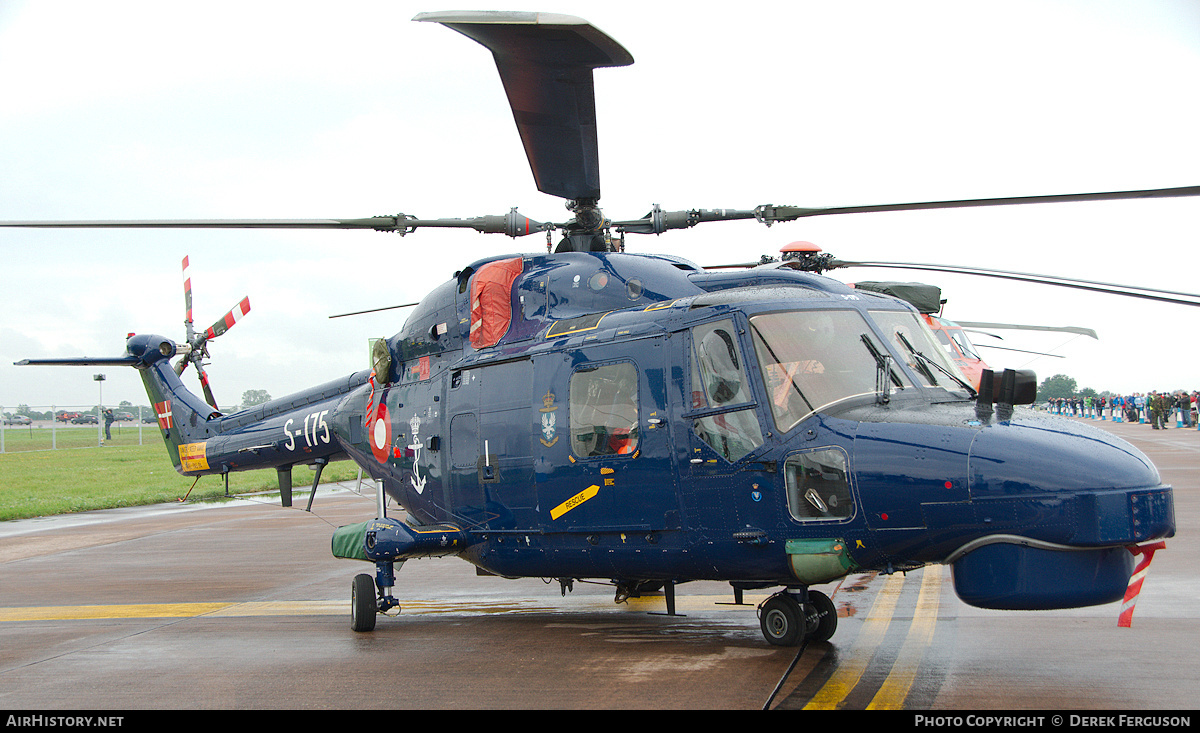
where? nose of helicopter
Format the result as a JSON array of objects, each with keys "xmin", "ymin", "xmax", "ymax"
[
  {"xmin": 970, "ymin": 411, "xmax": 1161, "ymax": 490},
  {"xmin": 949, "ymin": 412, "xmax": 1174, "ymax": 611},
  {"xmin": 966, "ymin": 411, "xmax": 1172, "ymax": 546}
]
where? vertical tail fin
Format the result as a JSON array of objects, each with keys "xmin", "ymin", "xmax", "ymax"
[{"xmin": 18, "ymin": 333, "xmax": 220, "ymax": 473}]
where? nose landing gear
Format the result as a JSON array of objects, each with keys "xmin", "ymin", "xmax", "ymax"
[{"xmin": 350, "ymin": 562, "xmax": 401, "ymax": 633}]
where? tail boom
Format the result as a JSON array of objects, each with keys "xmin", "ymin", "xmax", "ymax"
[{"xmin": 19, "ymin": 334, "xmax": 369, "ymax": 483}]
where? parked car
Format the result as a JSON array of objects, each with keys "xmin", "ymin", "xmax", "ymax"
[
  {"xmin": 3, "ymin": 415, "xmax": 32, "ymax": 425},
  {"xmin": 56, "ymin": 411, "xmax": 80, "ymax": 422},
  {"xmin": 71, "ymin": 414, "xmax": 98, "ymax": 424}
]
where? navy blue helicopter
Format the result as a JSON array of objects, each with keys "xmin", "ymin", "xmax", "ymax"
[{"xmin": 11, "ymin": 11, "xmax": 1197, "ymax": 646}]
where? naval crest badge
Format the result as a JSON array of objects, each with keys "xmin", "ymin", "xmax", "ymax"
[{"xmin": 539, "ymin": 391, "xmax": 559, "ymax": 447}]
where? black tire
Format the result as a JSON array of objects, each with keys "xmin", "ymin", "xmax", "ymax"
[
  {"xmin": 807, "ymin": 589, "xmax": 838, "ymax": 642},
  {"xmin": 759, "ymin": 593, "xmax": 804, "ymax": 646},
  {"xmin": 351, "ymin": 573, "xmax": 377, "ymax": 632}
]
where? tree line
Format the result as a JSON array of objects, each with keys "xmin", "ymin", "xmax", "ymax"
[{"xmin": 3, "ymin": 390, "xmax": 273, "ymax": 421}]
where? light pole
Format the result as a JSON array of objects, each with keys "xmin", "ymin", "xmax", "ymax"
[{"xmin": 94, "ymin": 374, "xmax": 106, "ymax": 446}]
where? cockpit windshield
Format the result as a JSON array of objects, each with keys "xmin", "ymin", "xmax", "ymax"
[
  {"xmin": 871, "ymin": 310, "xmax": 974, "ymax": 394},
  {"xmin": 749, "ymin": 309, "xmax": 913, "ymax": 432},
  {"xmin": 930, "ymin": 316, "xmax": 981, "ymax": 360}
]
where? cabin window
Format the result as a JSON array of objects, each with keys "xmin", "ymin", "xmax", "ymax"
[
  {"xmin": 570, "ymin": 362, "xmax": 639, "ymax": 458},
  {"xmin": 784, "ymin": 448, "xmax": 854, "ymax": 522},
  {"xmin": 690, "ymin": 319, "xmax": 764, "ymax": 462},
  {"xmin": 750, "ymin": 309, "xmax": 911, "ymax": 432}
]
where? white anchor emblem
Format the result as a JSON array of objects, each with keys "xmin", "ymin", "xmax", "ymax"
[{"xmin": 408, "ymin": 414, "xmax": 426, "ymax": 494}]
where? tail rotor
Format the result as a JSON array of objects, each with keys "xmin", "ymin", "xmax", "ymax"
[{"xmin": 173, "ymin": 256, "xmax": 250, "ymax": 410}]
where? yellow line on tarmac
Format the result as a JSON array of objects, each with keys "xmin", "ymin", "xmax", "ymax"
[
  {"xmin": 0, "ymin": 591, "xmax": 774, "ymax": 623},
  {"xmin": 804, "ymin": 572, "xmax": 905, "ymax": 710},
  {"xmin": 0, "ymin": 603, "xmax": 235, "ymax": 622},
  {"xmin": 867, "ymin": 565, "xmax": 943, "ymax": 710}
]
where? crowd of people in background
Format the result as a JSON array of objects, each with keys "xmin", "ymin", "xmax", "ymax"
[{"xmin": 1047, "ymin": 391, "xmax": 1199, "ymax": 430}]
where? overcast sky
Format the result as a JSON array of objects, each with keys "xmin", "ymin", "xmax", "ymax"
[{"xmin": 2, "ymin": 0, "xmax": 1198, "ymax": 412}]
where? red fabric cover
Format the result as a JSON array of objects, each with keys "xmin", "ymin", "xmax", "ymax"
[{"xmin": 469, "ymin": 257, "xmax": 523, "ymax": 348}]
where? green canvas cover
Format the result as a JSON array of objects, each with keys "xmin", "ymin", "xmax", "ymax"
[
  {"xmin": 853, "ymin": 281, "xmax": 943, "ymax": 314},
  {"xmin": 331, "ymin": 520, "xmax": 372, "ymax": 561}
]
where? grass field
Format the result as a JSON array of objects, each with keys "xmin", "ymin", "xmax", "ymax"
[
  {"xmin": 1, "ymin": 423, "xmax": 155, "ymax": 452},
  {"xmin": 0, "ymin": 427, "xmax": 364, "ymax": 521}
]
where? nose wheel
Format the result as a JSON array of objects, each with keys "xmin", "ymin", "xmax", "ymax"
[
  {"xmin": 351, "ymin": 563, "xmax": 401, "ymax": 632},
  {"xmin": 351, "ymin": 573, "xmax": 377, "ymax": 632},
  {"xmin": 758, "ymin": 589, "xmax": 837, "ymax": 646}
]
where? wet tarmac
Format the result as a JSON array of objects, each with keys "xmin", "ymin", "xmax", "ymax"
[{"xmin": 1, "ymin": 415, "xmax": 1196, "ymax": 710}]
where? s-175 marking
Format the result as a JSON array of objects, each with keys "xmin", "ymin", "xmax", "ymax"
[{"xmin": 284, "ymin": 410, "xmax": 331, "ymax": 452}]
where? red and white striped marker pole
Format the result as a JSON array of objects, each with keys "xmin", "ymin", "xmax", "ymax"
[{"xmin": 1118, "ymin": 541, "xmax": 1166, "ymax": 627}]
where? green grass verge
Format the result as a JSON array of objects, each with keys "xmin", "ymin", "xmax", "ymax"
[
  {"xmin": 0, "ymin": 439, "xmax": 364, "ymax": 521},
  {"xmin": 1, "ymin": 424, "xmax": 158, "ymax": 452}
]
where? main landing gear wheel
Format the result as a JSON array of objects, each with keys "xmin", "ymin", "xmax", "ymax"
[
  {"xmin": 807, "ymin": 589, "xmax": 838, "ymax": 642},
  {"xmin": 758, "ymin": 589, "xmax": 838, "ymax": 646},
  {"xmin": 351, "ymin": 573, "xmax": 377, "ymax": 632},
  {"xmin": 759, "ymin": 593, "xmax": 804, "ymax": 646}
]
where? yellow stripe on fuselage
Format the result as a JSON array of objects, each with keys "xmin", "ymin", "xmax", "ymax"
[{"xmin": 550, "ymin": 484, "xmax": 600, "ymax": 520}]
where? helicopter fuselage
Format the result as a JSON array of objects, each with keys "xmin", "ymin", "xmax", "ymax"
[{"xmin": 309, "ymin": 251, "xmax": 1171, "ymax": 611}]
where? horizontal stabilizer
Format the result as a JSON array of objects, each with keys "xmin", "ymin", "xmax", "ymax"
[{"xmin": 16, "ymin": 356, "xmax": 140, "ymax": 366}]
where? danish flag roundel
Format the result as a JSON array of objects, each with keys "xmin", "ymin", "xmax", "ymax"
[{"xmin": 369, "ymin": 401, "xmax": 391, "ymax": 464}]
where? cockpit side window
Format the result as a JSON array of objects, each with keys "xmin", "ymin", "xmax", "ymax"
[
  {"xmin": 948, "ymin": 328, "xmax": 981, "ymax": 361},
  {"xmin": 689, "ymin": 319, "xmax": 763, "ymax": 462},
  {"xmin": 692, "ymin": 319, "xmax": 753, "ymax": 408},
  {"xmin": 930, "ymin": 325, "xmax": 961, "ymax": 357}
]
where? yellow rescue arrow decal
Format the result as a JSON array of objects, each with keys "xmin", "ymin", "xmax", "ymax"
[{"xmin": 551, "ymin": 484, "xmax": 600, "ymax": 520}]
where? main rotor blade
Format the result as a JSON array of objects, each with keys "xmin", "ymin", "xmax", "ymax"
[
  {"xmin": 973, "ymin": 344, "xmax": 1066, "ymax": 358},
  {"xmin": 614, "ymin": 186, "xmax": 1200, "ymax": 236},
  {"xmin": 763, "ymin": 185, "xmax": 1200, "ymax": 221},
  {"xmin": 328, "ymin": 302, "xmax": 419, "ymax": 319},
  {"xmin": 0, "ymin": 211, "xmax": 549, "ymax": 237},
  {"xmin": 0, "ymin": 218, "xmax": 392, "ymax": 229},
  {"xmin": 416, "ymin": 11, "xmax": 633, "ymax": 202},
  {"xmin": 833, "ymin": 260, "xmax": 1200, "ymax": 307},
  {"xmin": 953, "ymin": 321, "xmax": 1098, "ymax": 339}
]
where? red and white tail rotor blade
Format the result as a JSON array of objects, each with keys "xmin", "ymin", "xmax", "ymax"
[
  {"xmin": 181, "ymin": 255, "xmax": 194, "ymax": 326},
  {"xmin": 205, "ymin": 297, "xmax": 251, "ymax": 340},
  {"xmin": 195, "ymin": 360, "xmax": 219, "ymax": 409}
]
